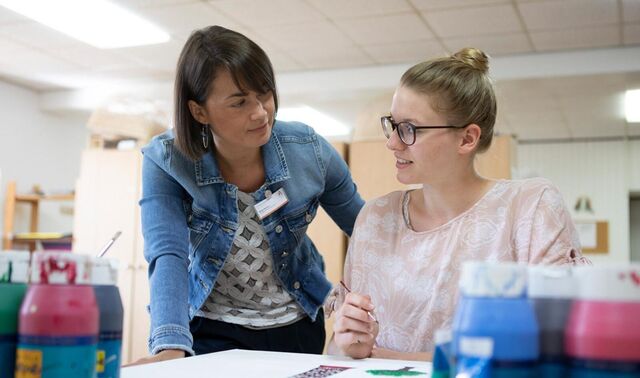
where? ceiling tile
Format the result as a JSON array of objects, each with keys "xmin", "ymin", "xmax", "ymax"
[
  {"xmin": 137, "ymin": 3, "xmax": 244, "ymax": 38},
  {"xmin": 45, "ymin": 45, "xmax": 140, "ymax": 71},
  {"xmin": 0, "ymin": 44, "xmax": 82, "ymax": 83},
  {"xmin": 307, "ymin": 0, "xmax": 413, "ymax": 18},
  {"xmin": 267, "ymin": 51, "xmax": 303, "ymax": 72},
  {"xmin": 511, "ymin": 118, "xmax": 573, "ymax": 140},
  {"xmin": 562, "ymin": 98, "xmax": 626, "ymax": 134},
  {"xmin": 0, "ymin": 22, "xmax": 87, "ymax": 50},
  {"xmin": 568, "ymin": 124, "xmax": 627, "ymax": 138},
  {"xmin": 259, "ymin": 21, "xmax": 353, "ymax": 50},
  {"xmin": 335, "ymin": 13, "xmax": 434, "ymax": 45},
  {"xmin": 624, "ymin": 23, "xmax": 640, "ymax": 45},
  {"xmin": 422, "ymin": 4, "xmax": 523, "ymax": 38},
  {"xmin": 362, "ymin": 39, "xmax": 447, "ymax": 64},
  {"xmin": 627, "ymin": 124, "xmax": 640, "ymax": 136},
  {"xmin": 116, "ymin": 39, "xmax": 184, "ymax": 72},
  {"xmin": 208, "ymin": 0, "xmax": 325, "ymax": 27},
  {"xmin": 410, "ymin": 0, "xmax": 509, "ymax": 11},
  {"xmin": 623, "ymin": 0, "xmax": 640, "ymax": 23},
  {"xmin": 443, "ymin": 33, "xmax": 533, "ymax": 56},
  {"xmin": 0, "ymin": 7, "xmax": 29, "ymax": 25},
  {"xmin": 291, "ymin": 46, "xmax": 373, "ymax": 70},
  {"xmin": 518, "ymin": 0, "xmax": 619, "ymax": 31},
  {"xmin": 531, "ymin": 26, "xmax": 620, "ymax": 51},
  {"xmin": 112, "ymin": 0, "xmax": 200, "ymax": 9}
]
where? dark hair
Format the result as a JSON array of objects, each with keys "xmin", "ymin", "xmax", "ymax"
[
  {"xmin": 174, "ymin": 25, "xmax": 279, "ymax": 160},
  {"xmin": 400, "ymin": 48, "xmax": 496, "ymax": 153}
]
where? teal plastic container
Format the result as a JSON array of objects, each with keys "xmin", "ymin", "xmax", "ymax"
[{"xmin": 0, "ymin": 251, "xmax": 30, "ymax": 378}]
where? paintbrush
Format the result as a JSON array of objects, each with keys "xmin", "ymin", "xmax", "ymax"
[
  {"xmin": 340, "ymin": 280, "xmax": 377, "ymax": 323},
  {"xmin": 97, "ymin": 231, "xmax": 122, "ymax": 258}
]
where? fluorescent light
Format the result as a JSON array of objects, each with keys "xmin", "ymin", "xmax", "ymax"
[
  {"xmin": 277, "ymin": 106, "xmax": 350, "ymax": 137},
  {"xmin": 0, "ymin": 0, "xmax": 169, "ymax": 49},
  {"xmin": 626, "ymin": 89, "xmax": 640, "ymax": 123}
]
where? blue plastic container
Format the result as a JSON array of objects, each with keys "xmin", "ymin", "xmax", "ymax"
[
  {"xmin": 91, "ymin": 257, "xmax": 124, "ymax": 378},
  {"xmin": 452, "ymin": 262, "xmax": 539, "ymax": 378}
]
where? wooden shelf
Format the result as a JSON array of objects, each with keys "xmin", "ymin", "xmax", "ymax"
[
  {"xmin": 3, "ymin": 181, "xmax": 74, "ymax": 251},
  {"xmin": 15, "ymin": 193, "xmax": 74, "ymax": 203}
]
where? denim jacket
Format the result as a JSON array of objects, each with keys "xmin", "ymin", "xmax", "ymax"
[{"xmin": 140, "ymin": 120, "xmax": 364, "ymax": 355}]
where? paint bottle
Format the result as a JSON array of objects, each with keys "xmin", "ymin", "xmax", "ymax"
[
  {"xmin": 566, "ymin": 264, "xmax": 640, "ymax": 377},
  {"xmin": 91, "ymin": 257, "xmax": 123, "ymax": 378},
  {"xmin": 432, "ymin": 328, "xmax": 453, "ymax": 378},
  {"xmin": 452, "ymin": 261, "xmax": 539, "ymax": 378},
  {"xmin": 528, "ymin": 265, "xmax": 575, "ymax": 377},
  {"xmin": 0, "ymin": 251, "xmax": 30, "ymax": 377},
  {"xmin": 15, "ymin": 252, "xmax": 99, "ymax": 378}
]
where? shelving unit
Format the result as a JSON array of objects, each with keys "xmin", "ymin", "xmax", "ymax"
[{"xmin": 2, "ymin": 181, "xmax": 74, "ymax": 251}]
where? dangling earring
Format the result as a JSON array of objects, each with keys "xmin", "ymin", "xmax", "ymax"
[{"xmin": 201, "ymin": 124, "xmax": 209, "ymax": 149}]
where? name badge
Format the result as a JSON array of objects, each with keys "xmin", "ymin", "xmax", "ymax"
[{"xmin": 254, "ymin": 188, "xmax": 289, "ymax": 220}]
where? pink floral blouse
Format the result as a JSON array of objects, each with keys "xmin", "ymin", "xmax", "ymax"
[{"xmin": 339, "ymin": 178, "xmax": 589, "ymax": 353}]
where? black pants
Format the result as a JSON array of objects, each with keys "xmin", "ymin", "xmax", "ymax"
[{"xmin": 189, "ymin": 310, "xmax": 325, "ymax": 356}]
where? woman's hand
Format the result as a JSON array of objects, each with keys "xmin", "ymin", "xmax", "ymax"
[
  {"xmin": 333, "ymin": 292, "xmax": 378, "ymax": 359},
  {"xmin": 123, "ymin": 349, "xmax": 186, "ymax": 367}
]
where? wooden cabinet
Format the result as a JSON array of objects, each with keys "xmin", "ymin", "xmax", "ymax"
[
  {"xmin": 475, "ymin": 135, "xmax": 517, "ymax": 179},
  {"xmin": 306, "ymin": 142, "xmax": 348, "ymax": 350},
  {"xmin": 72, "ymin": 149, "xmax": 149, "ymax": 364}
]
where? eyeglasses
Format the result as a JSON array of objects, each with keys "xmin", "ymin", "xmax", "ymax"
[{"xmin": 380, "ymin": 115, "xmax": 467, "ymax": 146}]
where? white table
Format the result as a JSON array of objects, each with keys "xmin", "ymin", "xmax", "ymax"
[{"xmin": 121, "ymin": 349, "xmax": 432, "ymax": 378}]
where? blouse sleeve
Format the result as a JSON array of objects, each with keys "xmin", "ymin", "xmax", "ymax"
[{"xmin": 526, "ymin": 184, "xmax": 590, "ymax": 265}]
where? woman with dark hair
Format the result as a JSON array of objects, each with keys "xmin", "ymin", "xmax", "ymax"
[{"xmin": 134, "ymin": 25, "xmax": 364, "ymax": 365}]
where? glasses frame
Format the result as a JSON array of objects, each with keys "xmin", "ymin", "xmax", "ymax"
[{"xmin": 380, "ymin": 115, "xmax": 467, "ymax": 146}]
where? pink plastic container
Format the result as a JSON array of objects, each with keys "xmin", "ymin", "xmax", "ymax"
[{"xmin": 565, "ymin": 265, "xmax": 640, "ymax": 374}]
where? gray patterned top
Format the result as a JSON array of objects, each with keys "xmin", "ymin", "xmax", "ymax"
[{"xmin": 196, "ymin": 190, "xmax": 305, "ymax": 329}]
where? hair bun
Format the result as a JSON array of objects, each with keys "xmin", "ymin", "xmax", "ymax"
[{"xmin": 452, "ymin": 48, "xmax": 489, "ymax": 73}]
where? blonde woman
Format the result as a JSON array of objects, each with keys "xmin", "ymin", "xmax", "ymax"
[{"xmin": 329, "ymin": 48, "xmax": 589, "ymax": 361}]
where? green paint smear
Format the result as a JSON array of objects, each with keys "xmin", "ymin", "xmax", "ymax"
[{"xmin": 365, "ymin": 370, "xmax": 425, "ymax": 376}]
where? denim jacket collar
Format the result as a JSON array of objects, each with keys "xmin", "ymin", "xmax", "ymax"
[{"xmin": 194, "ymin": 126, "xmax": 290, "ymax": 186}]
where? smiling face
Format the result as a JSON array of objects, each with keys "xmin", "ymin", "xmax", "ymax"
[
  {"xmin": 386, "ymin": 85, "xmax": 463, "ymax": 186},
  {"xmin": 189, "ymin": 68, "xmax": 275, "ymax": 155}
]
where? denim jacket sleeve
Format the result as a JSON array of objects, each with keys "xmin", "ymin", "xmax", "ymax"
[
  {"xmin": 139, "ymin": 144, "xmax": 195, "ymax": 356},
  {"xmin": 316, "ymin": 136, "xmax": 365, "ymax": 236}
]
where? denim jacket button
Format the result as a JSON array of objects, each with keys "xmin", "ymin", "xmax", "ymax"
[
  {"xmin": 265, "ymin": 189, "xmax": 272, "ymax": 198},
  {"xmin": 305, "ymin": 213, "xmax": 312, "ymax": 223},
  {"xmin": 275, "ymin": 225, "xmax": 283, "ymax": 233},
  {"xmin": 293, "ymin": 281, "xmax": 301, "ymax": 290},
  {"xmin": 281, "ymin": 250, "xmax": 288, "ymax": 257},
  {"xmin": 281, "ymin": 262, "xmax": 287, "ymax": 269}
]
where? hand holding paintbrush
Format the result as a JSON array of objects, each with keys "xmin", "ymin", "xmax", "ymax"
[
  {"xmin": 340, "ymin": 280, "xmax": 377, "ymax": 323},
  {"xmin": 331, "ymin": 280, "xmax": 379, "ymax": 358}
]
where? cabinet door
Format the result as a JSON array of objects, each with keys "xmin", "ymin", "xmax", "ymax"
[
  {"xmin": 73, "ymin": 149, "xmax": 143, "ymax": 363},
  {"xmin": 129, "ymin": 180, "xmax": 150, "ymax": 363},
  {"xmin": 306, "ymin": 142, "xmax": 348, "ymax": 351},
  {"xmin": 349, "ymin": 141, "xmax": 413, "ymax": 201},
  {"xmin": 475, "ymin": 135, "xmax": 516, "ymax": 179}
]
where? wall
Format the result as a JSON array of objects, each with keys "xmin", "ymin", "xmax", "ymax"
[
  {"xmin": 0, "ymin": 79, "xmax": 88, "ymax": 240},
  {"xmin": 519, "ymin": 140, "xmax": 636, "ymax": 263},
  {"xmin": 631, "ymin": 199, "xmax": 640, "ymax": 263},
  {"xmin": 630, "ymin": 140, "xmax": 640, "ymax": 192}
]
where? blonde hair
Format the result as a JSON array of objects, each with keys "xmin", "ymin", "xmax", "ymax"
[{"xmin": 400, "ymin": 47, "xmax": 497, "ymax": 153}]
